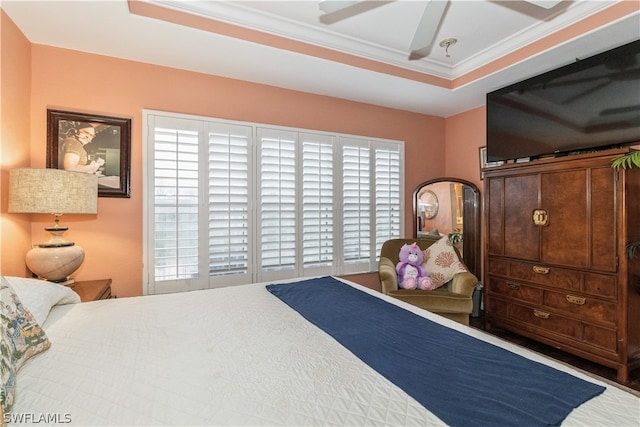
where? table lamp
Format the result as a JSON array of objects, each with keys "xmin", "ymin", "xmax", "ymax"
[{"xmin": 9, "ymin": 168, "xmax": 98, "ymax": 285}]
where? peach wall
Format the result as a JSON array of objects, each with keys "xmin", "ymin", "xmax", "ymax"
[
  {"xmin": 444, "ymin": 106, "xmax": 486, "ymax": 189},
  {"xmin": 27, "ymin": 45, "xmax": 446, "ymax": 297},
  {"xmin": 444, "ymin": 106, "xmax": 488, "ymax": 278},
  {"xmin": 0, "ymin": 10, "xmax": 32, "ymax": 277}
]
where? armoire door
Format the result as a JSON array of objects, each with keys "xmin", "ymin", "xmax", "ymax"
[
  {"xmin": 539, "ymin": 166, "xmax": 617, "ymax": 270},
  {"xmin": 503, "ymin": 174, "xmax": 540, "ymax": 261},
  {"xmin": 540, "ymin": 169, "xmax": 589, "ymax": 267}
]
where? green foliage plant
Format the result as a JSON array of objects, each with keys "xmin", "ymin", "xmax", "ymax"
[
  {"xmin": 448, "ymin": 229, "xmax": 463, "ymax": 245},
  {"xmin": 611, "ymin": 151, "xmax": 640, "ymax": 170},
  {"xmin": 611, "ymin": 151, "xmax": 640, "ymax": 259}
]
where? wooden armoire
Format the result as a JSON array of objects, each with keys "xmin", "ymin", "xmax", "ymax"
[{"xmin": 483, "ymin": 148, "xmax": 640, "ymax": 382}]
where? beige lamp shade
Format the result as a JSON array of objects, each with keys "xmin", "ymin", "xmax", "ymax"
[
  {"xmin": 9, "ymin": 168, "xmax": 98, "ymax": 283},
  {"xmin": 9, "ymin": 168, "xmax": 97, "ymax": 215}
]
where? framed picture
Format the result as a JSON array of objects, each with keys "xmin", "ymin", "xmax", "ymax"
[
  {"xmin": 479, "ymin": 146, "xmax": 504, "ymax": 180},
  {"xmin": 47, "ymin": 109, "xmax": 131, "ymax": 198}
]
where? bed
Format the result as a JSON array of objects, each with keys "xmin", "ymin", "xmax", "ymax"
[{"xmin": 1, "ymin": 275, "xmax": 639, "ymax": 426}]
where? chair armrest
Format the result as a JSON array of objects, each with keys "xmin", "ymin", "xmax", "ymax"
[
  {"xmin": 449, "ymin": 272, "xmax": 478, "ymax": 297},
  {"xmin": 378, "ymin": 256, "xmax": 399, "ymax": 294}
]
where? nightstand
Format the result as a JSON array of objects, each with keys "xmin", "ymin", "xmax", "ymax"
[{"xmin": 72, "ymin": 279, "xmax": 112, "ymax": 302}]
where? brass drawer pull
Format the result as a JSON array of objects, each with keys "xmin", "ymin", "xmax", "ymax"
[
  {"xmin": 506, "ymin": 282, "xmax": 520, "ymax": 290},
  {"xmin": 534, "ymin": 310, "xmax": 550, "ymax": 319},
  {"xmin": 532, "ymin": 209, "xmax": 549, "ymax": 226},
  {"xmin": 533, "ymin": 265, "xmax": 549, "ymax": 274},
  {"xmin": 566, "ymin": 295, "xmax": 586, "ymax": 305}
]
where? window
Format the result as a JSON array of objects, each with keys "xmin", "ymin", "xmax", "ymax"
[{"xmin": 144, "ymin": 111, "xmax": 403, "ymax": 294}]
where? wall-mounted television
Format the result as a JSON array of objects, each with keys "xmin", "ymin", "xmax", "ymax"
[{"xmin": 486, "ymin": 40, "xmax": 640, "ymax": 162}]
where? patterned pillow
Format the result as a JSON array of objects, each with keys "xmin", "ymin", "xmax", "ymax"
[
  {"xmin": 0, "ymin": 330, "xmax": 12, "ymax": 424},
  {"xmin": 0, "ymin": 276, "xmax": 51, "ymax": 415},
  {"xmin": 421, "ymin": 236, "xmax": 468, "ymax": 289}
]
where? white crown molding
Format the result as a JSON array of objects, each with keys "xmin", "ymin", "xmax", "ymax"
[
  {"xmin": 453, "ymin": 0, "xmax": 621, "ymax": 78},
  {"xmin": 144, "ymin": 0, "xmax": 624, "ymax": 82},
  {"xmin": 144, "ymin": 0, "xmax": 459, "ymax": 78}
]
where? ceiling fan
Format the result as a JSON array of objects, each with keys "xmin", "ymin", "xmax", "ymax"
[{"xmin": 319, "ymin": 0, "xmax": 564, "ymax": 60}]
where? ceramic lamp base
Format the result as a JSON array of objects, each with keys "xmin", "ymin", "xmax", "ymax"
[{"xmin": 25, "ymin": 244, "xmax": 85, "ymax": 282}]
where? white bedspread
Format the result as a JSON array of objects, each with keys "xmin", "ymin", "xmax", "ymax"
[{"xmin": 11, "ymin": 278, "xmax": 640, "ymax": 426}]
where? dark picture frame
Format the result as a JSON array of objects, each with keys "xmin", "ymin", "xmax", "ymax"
[{"xmin": 47, "ymin": 109, "xmax": 131, "ymax": 198}]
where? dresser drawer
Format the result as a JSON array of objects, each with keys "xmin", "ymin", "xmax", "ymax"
[
  {"xmin": 488, "ymin": 299, "xmax": 618, "ymax": 353},
  {"xmin": 487, "ymin": 258, "xmax": 509, "ymax": 276},
  {"xmin": 583, "ymin": 323, "xmax": 618, "ymax": 353},
  {"xmin": 513, "ymin": 304, "xmax": 618, "ymax": 352},
  {"xmin": 488, "ymin": 276, "xmax": 543, "ymax": 305},
  {"xmin": 509, "ymin": 261, "xmax": 581, "ymax": 291},
  {"xmin": 583, "ymin": 274, "xmax": 617, "ymax": 299},
  {"xmin": 509, "ymin": 303, "xmax": 583, "ymax": 341},
  {"xmin": 487, "ymin": 258, "xmax": 617, "ymax": 299},
  {"xmin": 544, "ymin": 290, "xmax": 617, "ymax": 325},
  {"xmin": 488, "ymin": 298, "xmax": 583, "ymax": 341}
]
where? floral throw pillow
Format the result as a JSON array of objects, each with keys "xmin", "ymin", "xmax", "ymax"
[
  {"xmin": 421, "ymin": 236, "xmax": 468, "ymax": 289},
  {"xmin": 0, "ymin": 276, "xmax": 51, "ymax": 415}
]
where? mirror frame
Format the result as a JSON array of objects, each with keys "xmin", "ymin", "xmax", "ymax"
[{"xmin": 413, "ymin": 177, "xmax": 481, "ymax": 279}]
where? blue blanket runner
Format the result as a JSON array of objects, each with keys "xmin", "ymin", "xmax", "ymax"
[{"xmin": 266, "ymin": 276, "xmax": 605, "ymax": 427}]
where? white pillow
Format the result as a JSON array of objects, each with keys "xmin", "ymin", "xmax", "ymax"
[
  {"xmin": 3, "ymin": 276, "xmax": 80, "ymax": 325},
  {"xmin": 421, "ymin": 236, "xmax": 468, "ymax": 289}
]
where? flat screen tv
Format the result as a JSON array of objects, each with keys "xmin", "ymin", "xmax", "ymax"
[{"xmin": 486, "ymin": 39, "xmax": 640, "ymax": 162}]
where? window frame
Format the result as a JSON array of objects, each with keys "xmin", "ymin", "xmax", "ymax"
[{"xmin": 143, "ymin": 110, "xmax": 404, "ymax": 295}]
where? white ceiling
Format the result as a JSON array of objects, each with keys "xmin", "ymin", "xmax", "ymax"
[{"xmin": 2, "ymin": 0, "xmax": 639, "ymax": 117}]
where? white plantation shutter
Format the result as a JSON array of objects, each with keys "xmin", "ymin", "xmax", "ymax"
[
  {"xmin": 258, "ymin": 128, "xmax": 297, "ymax": 280},
  {"xmin": 341, "ymin": 140, "xmax": 372, "ymax": 273},
  {"xmin": 145, "ymin": 111, "xmax": 403, "ymax": 294},
  {"xmin": 301, "ymin": 133, "xmax": 334, "ymax": 276},
  {"xmin": 207, "ymin": 123, "xmax": 252, "ymax": 284},
  {"xmin": 148, "ymin": 116, "xmax": 206, "ymax": 294},
  {"xmin": 374, "ymin": 144, "xmax": 402, "ymax": 255},
  {"xmin": 153, "ymin": 126, "xmax": 199, "ymax": 280}
]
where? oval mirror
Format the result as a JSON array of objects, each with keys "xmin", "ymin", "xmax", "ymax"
[
  {"xmin": 413, "ymin": 178, "xmax": 480, "ymax": 279},
  {"xmin": 420, "ymin": 190, "xmax": 439, "ymax": 219}
]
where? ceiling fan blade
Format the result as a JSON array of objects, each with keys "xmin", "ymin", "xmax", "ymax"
[
  {"xmin": 409, "ymin": 0, "xmax": 447, "ymax": 53},
  {"xmin": 319, "ymin": 0, "xmax": 390, "ymax": 24},
  {"xmin": 524, "ymin": 0, "xmax": 563, "ymax": 9},
  {"xmin": 319, "ymin": 1, "xmax": 361, "ymax": 14}
]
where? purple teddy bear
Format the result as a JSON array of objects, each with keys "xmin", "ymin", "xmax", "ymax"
[{"xmin": 396, "ymin": 243, "xmax": 434, "ymax": 290}]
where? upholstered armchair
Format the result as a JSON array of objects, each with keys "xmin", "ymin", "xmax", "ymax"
[{"xmin": 378, "ymin": 236, "xmax": 478, "ymax": 325}]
